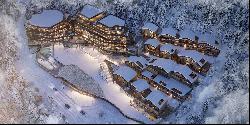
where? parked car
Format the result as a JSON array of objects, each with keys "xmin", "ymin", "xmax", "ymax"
[{"xmin": 65, "ymin": 104, "xmax": 70, "ymax": 109}]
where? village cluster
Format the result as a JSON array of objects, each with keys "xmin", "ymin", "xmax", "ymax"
[{"xmin": 25, "ymin": 4, "xmax": 220, "ymax": 120}]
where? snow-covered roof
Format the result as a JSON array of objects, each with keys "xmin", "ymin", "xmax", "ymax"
[
  {"xmin": 174, "ymin": 65, "xmax": 198, "ymax": 84},
  {"xmin": 166, "ymin": 95, "xmax": 180, "ymax": 108},
  {"xmin": 80, "ymin": 5, "xmax": 103, "ymax": 18},
  {"xmin": 160, "ymin": 27, "xmax": 177, "ymax": 36},
  {"xmin": 160, "ymin": 44, "xmax": 180, "ymax": 54},
  {"xmin": 179, "ymin": 29, "xmax": 196, "ymax": 40},
  {"xmin": 160, "ymin": 43, "xmax": 207, "ymax": 67},
  {"xmin": 149, "ymin": 58, "xmax": 176, "ymax": 73},
  {"xmin": 142, "ymin": 22, "xmax": 158, "ymax": 32},
  {"xmin": 141, "ymin": 70, "xmax": 155, "ymax": 79},
  {"xmin": 98, "ymin": 15, "xmax": 125, "ymax": 27},
  {"xmin": 144, "ymin": 39, "xmax": 160, "ymax": 48},
  {"xmin": 113, "ymin": 65, "xmax": 137, "ymax": 82},
  {"xmin": 127, "ymin": 56, "xmax": 148, "ymax": 69},
  {"xmin": 178, "ymin": 49, "xmax": 207, "ymax": 66},
  {"xmin": 148, "ymin": 58, "xmax": 198, "ymax": 83},
  {"xmin": 146, "ymin": 89, "xmax": 180, "ymax": 109},
  {"xmin": 199, "ymin": 33, "xmax": 216, "ymax": 46},
  {"xmin": 132, "ymin": 79, "xmax": 150, "ymax": 92},
  {"xmin": 29, "ymin": 10, "xmax": 63, "ymax": 27},
  {"xmin": 153, "ymin": 75, "xmax": 191, "ymax": 96}
]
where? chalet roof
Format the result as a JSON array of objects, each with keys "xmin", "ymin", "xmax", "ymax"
[
  {"xmin": 199, "ymin": 33, "xmax": 217, "ymax": 46},
  {"xmin": 29, "ymin": 10, "xmax": 63, "ymax": 27},
  {"xmin": 144, "ymin": 39, "xmax": 160, "ymax": 48},
  {"xmin": 98, "ymin": 15, "xmax": 125, "ymax": 27},
  {"xmin": 160, "ymin": 27, "xmax": 177, "ymax": 36},
  {"xmin": 178, "ymin": 49, "xmax": 207, "ymax": 67},
  {"xmin": 174, "ymin": 65, "xmax": 198, "ymax": 84},
  {"xmin": 160, "ymin": 44, "xmax": 180, "ymax": 54},
  {"xmin": 160, "ymin": 43, "xmax": 208, "ymax": 67},
  {"xmin": 179, "ymin": 29, "xmax": 196, "ymax": 40},
  {"xmin": 142, "ymin": 22, "xmax": 158, "ymax": 32},
  {"xmin": 153, "ymin": 75, "xmax": 192, "ymax": 96},
  {"xmin": 80, "ymin": 5, "xmax": 103, "ymax": 18},
  {"xmin": 149, "ymin": 58, "xmax": 176, "ymax": 73},
  {"xmin": 113, "ymin": 65, "xmax": 136, "ymax": 82},
  {"xmin": 132, "ymin": 79, "xmax": 150, "ymax": 92},
  {"xmin": 146, "ymin": 89, "xmax": 180, "ymax": 109},
  {"xmin": 141, "ymin": 70, "xmax": 155, "ymax": 79},
  {"xmin": 127, "ymin": 56, "xmax": 148, "ymax": 69},
  {"xmin": 149, "ymin": 58, "xmax": 198, "ymax": 84}
]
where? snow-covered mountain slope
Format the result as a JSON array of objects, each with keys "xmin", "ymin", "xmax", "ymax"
[{"xmin": 0, "ymin": 0, "xmax": 249, "ymax": 124}]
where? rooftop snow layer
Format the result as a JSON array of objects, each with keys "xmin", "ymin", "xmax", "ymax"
[
  {"xmin": 142, "ymin": 22, "xmax": 158, "ymax": 32},
  {"xmin": 160, "ymin": 44, "xmax": 180, "ymax": 54},
  {"xmin": 127, "ymin": 56, "xmax": 148, "ymax": 69},
  {"xmin": 144, "ymin": 39, "xmax": 160, "ymax": 48},
  {"xmin": 178, "ymin": 49, "xmax": 207, "ymax": 66},
  {"xmin": 160, "ymin": 27, "xmax": 177, "ymax": 36},
  {"xmin": 132, "ymin": 79, "xmax": 150, "ymax": 92},
  {"xmin": 141, "ymin": 70, "xmax": 155, "ymax": 79},
  {"xmin": 174, "ymin": 65, "xmax": 198, "ymax": 83},
  {"xmin": 80, "ymin": 5, "xmax": 103, "ymax": 18},
  {"xmin": 98, "ymin": 15, "xmax": 125, "ymax": 27},
  {"xmin": 179, "ymin": 29, "xmax": 196, "ymax": 40},
  {"xmin": 149, "ymin": 58, "xmax": 198, "ymax": 83},
  {"xmin": 146, "ymin": 89, "xmax": 180, "ymax": 109},
  {"xmin": 114, "ymin": 65, "xmax": 137, "ymax": 82},
  {"xmin": 160, "ymin": 43, "xmax": 208, "ymax": 66},
  {"xmin": 153, "ymin": 75, "xmax": 191, "ymax": 96},
  {"xmin": 149, "ymin": 58, "xmax": 176, "ymax": 73},
  {"xmin": 29, "ymin": 10, "xmax": 63, "ymax": 27}
]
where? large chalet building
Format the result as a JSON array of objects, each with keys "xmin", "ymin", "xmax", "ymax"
[
  {"xmin": 111, "ymin": 55, "xmax": 195, "ymax": 120},
  {"xmin": 141, "ymin": 22, "xmax": 220, "ymax": 57},
  {"xmin": 26, "ymin": 5, "xmax": 132, "ymax": 54},
  {"xmin": 144, "ymin": 38, "xmax": 211, "ymax": 74},
  {"xmin": 26, "ymin": 6, "xmax": 221, "ymax": 121}
]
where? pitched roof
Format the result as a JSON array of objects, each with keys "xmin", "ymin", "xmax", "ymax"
[
  {"xmin": 153, "ymin": 75, "xmax": 192, "ymax": 96},
  {"xmin": 142, "ymin": 22, "xmax": 158, "ymax": 32},
  {"xmin": 113, "ymin": 65, "xmax": 137, "ymax": 82},
  {"xmin": 146, "ymin": 89, "xmax": 180, "ymax": 109},
  {"xmin": 132, "ymin": 79, "xmax": 150, "ymax": 92},
  {"xmin": 160, "ymin": 27, "xmax": 177, "ymax": 36},
  {"xmin": 149, "ymin": 58, "xmax": 198, "ymax": 84},
  {"xmin": 80, "ymin": 5, "xmax": 103, "ymax": 18},
  {"xmin": 29, "ymin": 10, "xmax": 63, "ymax": 27},
  {"xmin": 127, "ymin": 56, "xmax": 148, "ymax": 69},
  {"xmin": 98, "ymin": 15, "xmax": 125, "ymax": 27},
  {"xmin": 144, "ymin": 39, "xmax": 160, "ymax": 48}
]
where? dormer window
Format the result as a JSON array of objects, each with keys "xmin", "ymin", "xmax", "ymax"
[
  {"xmin": 158, "ymin": 99, "xmax": 164, "ymax": 105},
  {"xmin": 199, "ymin": 58, "xmax": 206, "ymax": 64},
  {"xmin": 149, "ymin": 59, "xmax": 156, "ymax": 63},
  {"xmin": 160, "ymin": 81, "xmax": 166, "ymax": 86},
  {"xmin": 171, "ymin": 49, "xmax": 174, "ymax": 53},
  {"xmin": 136, "ymin": 61, "xmax": 143, "ymax": 68},
  {"xmin": 189, "ymin": 72, "xmax": 197, "ymax": 79}
]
